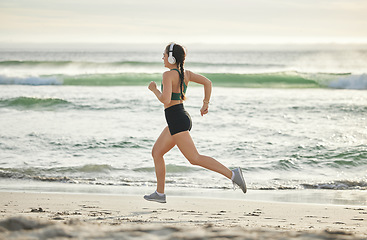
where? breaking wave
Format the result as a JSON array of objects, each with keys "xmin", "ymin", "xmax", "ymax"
[
  {"xmin": 0, "ymin": 97, "xmax": 71, "ymax": 110},
  {"xmin": 1, "ymin": 72, "xmax": 365, "ymax": 89}
]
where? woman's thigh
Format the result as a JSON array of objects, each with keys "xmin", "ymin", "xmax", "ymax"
[
  {"xmin": 152, "ymin": 126, "xmax": 176, "ymax": 157},
  {"xmin": 172, "ymin": 131, "xmax": 199, "ymax": 161}
]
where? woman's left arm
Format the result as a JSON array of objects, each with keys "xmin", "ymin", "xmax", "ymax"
[{"xmin": 187, "ymin": 70, "xmax": 212, "ymax": 116}]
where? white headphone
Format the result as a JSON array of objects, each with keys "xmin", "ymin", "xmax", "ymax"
[{"xmin": 168, "ymin": 43, "xmax": 176, "ymax": 64}]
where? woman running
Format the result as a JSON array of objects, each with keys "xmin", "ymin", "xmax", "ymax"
[{"xmin": 145, "ymin": 43, "xmax": 247, "ymax": 203}]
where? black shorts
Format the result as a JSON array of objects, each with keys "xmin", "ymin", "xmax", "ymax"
[{"xmin": 164, "ymin": 104, "xmax": 192, "ymax": 135}]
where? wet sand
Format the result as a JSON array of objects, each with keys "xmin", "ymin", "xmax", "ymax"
[{"xmin": 0, "ymin": 192, "xmax": 366, "ymax": 239}]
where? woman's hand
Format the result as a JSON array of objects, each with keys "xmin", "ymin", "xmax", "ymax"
[
  {"xmin": 148, "ymin": 81, "xmax": 157, "ymax": 92},
  {"xmin": 200, "ymin": 103, "xmax": 209, "ymax": 116}
]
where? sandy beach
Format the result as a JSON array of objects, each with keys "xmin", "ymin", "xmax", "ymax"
[{"xmin": 0, "ymin": 192, "xmax": 366, "ymax": 239}]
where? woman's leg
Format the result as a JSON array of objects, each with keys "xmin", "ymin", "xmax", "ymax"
[
  {"xmin": 173, "ymin": 131, "xmax": 232, "ymax": 179},
  {"xmin": 151, "ymin": 126, "xmax": 176, "ymax": 193}
]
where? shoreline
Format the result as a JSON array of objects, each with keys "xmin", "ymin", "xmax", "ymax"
[
  {"xmin": 1, "ymin": 191, "xmax": 366, "ymax": 239},
  {"xmin": 1, "ymin": 179, "xmax": 367, "ymax": 206}
]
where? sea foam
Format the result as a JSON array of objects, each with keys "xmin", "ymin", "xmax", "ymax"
[
  {"xmin": 328, "ymin": 74, "xmax": 367, "ymax": 90},
  {"xmin": 0, "ymin": 75, "xmax": 63, "ymax": 85}
]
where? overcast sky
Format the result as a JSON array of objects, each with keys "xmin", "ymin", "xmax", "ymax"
[{"xmin": 1, "ymin": 0, "xmax": 366, "ymax": 45}]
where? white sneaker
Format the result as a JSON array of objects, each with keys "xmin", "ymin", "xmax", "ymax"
[
  {"xmin": 232, "ymin": 167, "xmax": 247, "ymax": 194},
  {"xmin": 143, "ymin": 191, "xmax": 166, "ymax": 203}
]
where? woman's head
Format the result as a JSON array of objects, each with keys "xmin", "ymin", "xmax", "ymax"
[{"xmin": 164, "ymin": 43, "xmax": 186, "ymax": 68}]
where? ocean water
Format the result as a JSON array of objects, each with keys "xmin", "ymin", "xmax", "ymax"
[{"xmin": 1, "ymin": 45, "xmax": 367, "ymax": 205}]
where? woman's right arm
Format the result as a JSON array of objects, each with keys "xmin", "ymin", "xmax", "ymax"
[
  {"xmin": 187, "ymin": 71, "xmax": 212, "ymax": 116},
  {"xmin": 148, "ymin": 71, "xmax": 172, "ymax": 105}
]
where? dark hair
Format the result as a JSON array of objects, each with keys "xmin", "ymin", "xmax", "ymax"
[{"xmin": 165, "ymin": 43, "xmax": 186, "ymax": 100}]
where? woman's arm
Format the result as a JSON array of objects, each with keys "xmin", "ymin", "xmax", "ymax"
[
  {"xmin": 187, "ymin": 71, "xmax": 212, "ymax": 116},
  {"xmin": 148, "ymin": 72, "xmax": 172, "ymax": 105}
]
